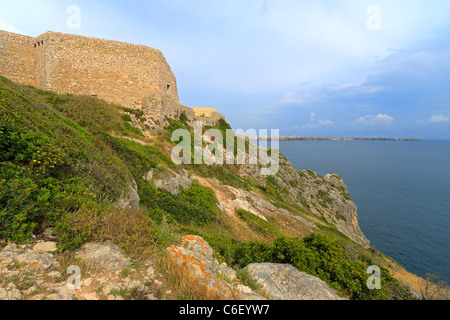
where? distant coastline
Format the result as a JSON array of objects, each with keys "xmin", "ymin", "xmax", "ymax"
[{"xmin": 248, "ymin": 136, "xmax": 421, "ymax": 141}]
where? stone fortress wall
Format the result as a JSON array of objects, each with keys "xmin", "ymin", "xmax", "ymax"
[
  {"xmin": 0, "ymin": 30, "xmax": 224, "ymax": 126},
  {"xmin": 0, "ymin": 31, "xmax": 37, "ymax": 87}
]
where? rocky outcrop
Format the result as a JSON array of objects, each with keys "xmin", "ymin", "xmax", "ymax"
[
  {"xmin": 115, "ymin": 178, "xmax": 140, "ymax": 209},
  {"xmin": 75, "ymin": 241, "xmax": 131, "ymax": 271},
  {"xmin": 0, "ymin": 240, "xmax": 163, "ymax": 300},
  {"xmin": 166, "ymin": 235, "xmax": 263, "ymax": 300},
  {"xmin": 151, "ymin": 169, "xmax": 192, "ymax": 196},
  {"xmin": 245, "ymin": 263, "xmax": 346, "ymax": 300},
  {"xmin": 239, "ymin": 152, "xmax": 370, "ymax": 247},
  {"xmin": 0, "ymin": 242, "xmax": 60, "ymax": 271},
  {"xmin": 166, "ymin": 235, "xmax": 347, "ymax": 301}
]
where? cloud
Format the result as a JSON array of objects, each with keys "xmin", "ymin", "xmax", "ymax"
[
  {"xmin": 294, "ymin": 112, "xmax": 334, "ymax": 129},
  {"xmin": 0, "ymin": 19, "xmax": 21, "ymax": 34},
  {"xmin": 318, "ymin": 119, "xmax": 334, "ymax": 126},
  {"xmin": 427, "ymin": 114, "xmax": 450, "ymax": 123},
  {"xmin": 281, "ymin": 81, "xmax": 385, "ymax": 106},
  {"xmin": 353, "ymin": 114, "xmax": 394, "ymax": 126}
]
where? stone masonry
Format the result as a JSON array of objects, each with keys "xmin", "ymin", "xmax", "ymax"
[{"xmin": 0, "ymin": 30, "xmax": 224, "ymax": 126}]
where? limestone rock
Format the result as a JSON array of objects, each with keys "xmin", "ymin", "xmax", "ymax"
[
  {"xmin": 153, "ymin": 171, "xmax": 180, "ymax": 195},
  {"xmin": 75, "ymin": 241, "xmax": 130, "ymax": 271},
  {"xmin": 0, "ymin": 286, "xmax": 23, "ymax": 300},
  {"xmin": 166, "ymin": 235, "xmax": 263, "ymax": 300},
  {"xmin": 240, "ymin": 151, "xmax": 370, "ymax": 247},
  {"xmin": 143, "ymin": 169, "xmax": 154, "ymax": 181},
  {"xmin": 245, "ymin": 263, "xmax": 346, "ymax": 300},
  {"xmin": 33, "ymin": 241, "xmax": 57, "ymax": 253},
  {"xmin": 5, "ymin": 248, "xmax": 60, "ymax": 270},
  {"xmin": 153, "ymin": 170, "xmax": 191, "ymax": 196},
  {"xmin": 45, "ymin": 283, "xmax": 75, "ymax": 300},
  {"xmin": 115, "ymin": 178, "xmax": 140, "ymax": 209},
  {"xmin": 2, "ymin": 243, "xmax": 18, "ymax": 252}
]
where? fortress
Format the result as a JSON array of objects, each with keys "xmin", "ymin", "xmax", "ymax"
[{"xmin": 0, "ymin": 30, "xmax": 224, "ymax": 127}]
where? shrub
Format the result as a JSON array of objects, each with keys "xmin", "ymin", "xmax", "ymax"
[
  {"xmin": 235, "ymin": 209, "xmax": 280, "ymax": 238},
  {"xmin": 55, "ymin": 203, "xmax": 157, "ymax": 259},
  {"xmin": 0, "ymin": 80, "xmax": 129, "ymax": 241},
  {"xmin": 138, "ymin": 180, "xmax": 219, "ymax": 226},
  {"xmin": 206, "ymin": 233, "xmax": 412, "ymax": 300}
]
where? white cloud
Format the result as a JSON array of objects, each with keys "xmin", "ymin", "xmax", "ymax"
[
  {"xmin": 281, "ymin": 81, "xmax": 385, "ymax": 106},
  {"xmin": 297, "ymin": 113, "xmax": 334, "ymax": 129},
  {"xmin": 318, "ymin": 119, "xmax": 334, "ymax": 126},
  {"xmin": 0, "ymin": 20, "xmax": 21, "ymax": 34},
  {"xmin": 354, "ymin": 114, "xmax": 394, "ymax": 126},
  {"xmin": 427, "ymin": 114, "xmax": 450, "ymax": 124}
]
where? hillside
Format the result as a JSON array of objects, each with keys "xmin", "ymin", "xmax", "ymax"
[{"xmin": 0, "ymin": 76, "xmax": 430, "ymax": 300}]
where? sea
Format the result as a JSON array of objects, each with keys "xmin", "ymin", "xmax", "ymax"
[{"xmin": 276, "ymin": 139, "xmax": 450, "ymax": 284}]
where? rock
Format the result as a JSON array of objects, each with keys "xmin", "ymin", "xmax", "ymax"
[
  {"xmin": 236, "ymin": 284, "xmax": 253, "ymax": 294},
  {"xmin": 75, "ymin": 241, "xmax": 131, "ymax": 271},
  {"xmin": 45, "ymin": 283, "xmax": 74, "ymax": 300},
  {"xmin": 245, "ymin": 263, "xmax": 346, "ymax": 300},
  {"xmin": 145, "ymin": 119, "xmax": 160, "ymax": 134},
  {"xmin": 243, "ymin": 152, "xmax": 370, "ymax": 247},
  {"xmin": 144, "ymin": 169, "xmax": 154, "ymax": 181},
  {"xmin": 47, "ymin": 271, "xmax": 61, "ymax": 279},
  {"xmin": 0, "ymin": 250, "xmax": 15, "ymax": 266},
  {"xmin": 33, "ymin": 241, "xmax": 57, "ymax": 253},
  {"xmin": 83, "ymin": 278, "xmax": 93, "ymax": 287},
  {"xmin": 146, "ymin": 293, "xmax": 157, "ymax": 300},
  {"xmin": 0, "ymin": 286, "xmax": 23, "ymax": 300},
  {"xmin": 153, "ymin": 279, "xmax": 162, "ymax": 287},
  {"xmin": 166, "ymin": 235, "xmax": 264, "ymax": 300},
  {"xmin": 14, "ymin": 250, "xmax": 39, "ymax": 265},
  {"xmin": 2, "ymin": 243, "xmax": 18, "ymax": 251},
  {"xmin": 175, "ymin": 170, "xmax": 192, "ymax": 190},
  {"xmin": 153, "ymin": 171, "xmax": 180, "ymax": 195},
  {"xmin": 153, "ymin": 169, "xmax": 192, "ymax": 196},
  {"xmin": 115, "ymin": 178, "xmax": 140, "ymax": 209},
  {"xmin": 43, "ymin": 227, "xmax": 54, "ymax": 239},
  {"xmin": 13, "ymin": 250, "xmax": 59, "ymax": 270},
  {"xmin": 79, "ymin": 292, "xmax": 99, "ymax": 300},
  {"xmin": 217, "ymin": 263, "xmax": 237, "ymax": 282},
  {"xmin": 146, "ymin": 266, "xmax": 155, "ymax": 277}
]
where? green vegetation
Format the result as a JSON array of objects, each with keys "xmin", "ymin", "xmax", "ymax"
[
  {"xmin": 0, "ymin": 78, "xmax": 130, "ymax": 241},
  {"xmin": 206, "ymin": 233, "xmax": 412, "ymax": 300},
  {"xmin": 0, "ymin": 76, "xmax": 415, "ymax": 300},
  {"xmin": 235, "ymin": 209, "xmax": 281, "ymax": 238},
  {"xmin": 0, "ymin": 77, "xmax": 217, "ymax": 244},
  {"xmin": 130, "ymin": 175, "xmax": 219, "ymax": 227}
]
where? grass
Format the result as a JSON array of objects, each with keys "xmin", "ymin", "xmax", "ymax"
[
  {"xmin": 55, "ymin": 203, "xmax": 158, "ymax": 259},
  {"xmin": 235, "ymin": 208, "xmax": 282, "ymax": 239}
]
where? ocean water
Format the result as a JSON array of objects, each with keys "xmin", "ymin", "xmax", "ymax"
[{"xmin": 277, "ymin": 139, "xmax": 450, "ymax": 283}]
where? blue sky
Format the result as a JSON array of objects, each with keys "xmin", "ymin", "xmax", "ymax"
[{"xmin": 1, "ymin": 0, "xmax": 450, "ymax": 139}]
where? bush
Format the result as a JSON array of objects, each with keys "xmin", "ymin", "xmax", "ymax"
[
  {"xmin": 235, "ymin": 208, "xmax": 280, "ymax": 238},
  {"xmin": 55, "ymin": 203, "xmax": 157, "ymax": 259},
  {"xmin": 0, "ymin": 79, "xmax": 130, "ymax": 242},
  {"xmin": 207, "ymin": 233, "xmax": 412, "ymax": 300},
  {"xmin": 138, "ymin": 180, "xmax": 219, "ymax": 226}
]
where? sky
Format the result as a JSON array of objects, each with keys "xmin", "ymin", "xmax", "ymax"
[{"xmin": 1, "ymin": 0, "xmax": 450, "ymax": 139}]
